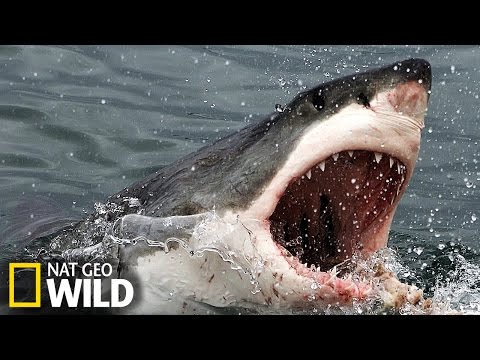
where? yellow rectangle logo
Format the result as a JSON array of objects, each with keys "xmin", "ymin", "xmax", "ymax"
[{"xmin": 9, "ymin": 263, "xmax": 41, "ymax": 308}]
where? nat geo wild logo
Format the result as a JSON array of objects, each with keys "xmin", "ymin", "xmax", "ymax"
[{"xmin": 9, "ymin": 262, "xmax": 133, "ymax": 309}]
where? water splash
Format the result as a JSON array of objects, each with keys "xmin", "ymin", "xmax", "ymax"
[
  {"xmin": 430, "ymin": 254, "xmax": 480, "ymax": 314},
  {"xmin": 106, "ymin": 211, "xmax": 264, "ymax": 295},
  {"xmin": 27, "ymin": 200, "xmax": 140, "ymax": 264}
]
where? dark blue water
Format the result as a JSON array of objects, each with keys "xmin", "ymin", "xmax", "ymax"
[{"xmin": 1, "ymin": 45, "xmax": 479, "ymax": 313}]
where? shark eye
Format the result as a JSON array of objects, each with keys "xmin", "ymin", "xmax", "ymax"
[
  {"xmin": 312, "ymin": 90, "xmax": 325, "ymax": 110},
  {"xmin": 357, "ymin": 93, "xmax": 370, "ymax": 108}
]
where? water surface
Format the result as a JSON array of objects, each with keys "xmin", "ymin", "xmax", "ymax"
[{"xmin": 1, "ymin": 45, "xmax": 479, "ymax": 313}]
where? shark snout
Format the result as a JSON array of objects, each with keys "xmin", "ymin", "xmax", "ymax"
[{"xmin": 387, "ymin": 81, "xmax": 429, "ymax": 127}]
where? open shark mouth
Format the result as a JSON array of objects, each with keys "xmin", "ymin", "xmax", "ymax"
[{"xmin": 269, "ymin": 150, "xmax": 406, "ymax": 272}]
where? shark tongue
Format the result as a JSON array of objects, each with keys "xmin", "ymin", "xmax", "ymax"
[{"xmin": 269, "ymin": 150, "xmax": 406, "ymax": 271}]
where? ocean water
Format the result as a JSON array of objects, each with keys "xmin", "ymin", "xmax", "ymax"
[{"xmin": 0, "ymin": 45, "xmax": 479, "ymax": 314}]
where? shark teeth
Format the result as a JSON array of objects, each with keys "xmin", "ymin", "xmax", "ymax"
[
  {"xmin": 348, "ymin": 151, "xmax": 354, "ymax": 158},
  {"xmin": 318, "ymin": 161, "xmax": 325, "ymax": 171},
  {"xmin": 306, "ymin": 169, "xmax": 312, "ymax": 179},
  {"xmin": 389, "ymin": 157, "xmax": 395, "ymax": 168},
  {"xmin": 397, "ymin": 163, "xmax": 403, "ymax": 174},
  {"xmin": 396, "ymin": 176, "xmax": 405, "ymax": 196},
  {"xmin": 374, "ymin": 152, "xmax": 383, "ymax": 163},
  {"xmin": 331, "ymin": 153, "xmax": 339, "ymax": 161}
]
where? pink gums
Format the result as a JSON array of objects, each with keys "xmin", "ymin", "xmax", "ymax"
[
  {"xmin": 280, "ymin": 247, "xmax": 372, "ymax": 303},
  {"xmin": 388, "ymin": 81, "xmax": 428, "ymax": 120}
]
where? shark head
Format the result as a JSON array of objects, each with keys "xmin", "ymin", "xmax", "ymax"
[
  {"xmin": 243, "ymin": 59, "xmax": 431, "ymax": 257},
  {"xmin": 232, "ymin": 58, "xmax": 431, "ymax": 305},
  {"xmin": 112, "ymin": 58, "xmax": 431, "ymax": 312}
]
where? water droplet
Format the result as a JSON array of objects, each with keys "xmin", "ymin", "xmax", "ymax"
[
  {"xmin": 438, "ymin": 243, "xmax": 446, "ymax": 250},
  {"xmin": 413, "ymin": 246, "xmax": 424, "ymax": 255},
  {"xmin": 472, "ymin": 214, "xmax": 477, "ymax": 222},
  {"xmin": 101, "ymin": 99, "xmax": 106, "ymax": 104}
]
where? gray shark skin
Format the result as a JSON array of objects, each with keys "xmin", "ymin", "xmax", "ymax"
[{"xmin": 39, "ymin": 58, "xmax": 432, "ymax": 314}]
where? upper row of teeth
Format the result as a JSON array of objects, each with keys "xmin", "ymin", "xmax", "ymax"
[{"xmin": 301, "ymin": 152, "xmax": 406, "ymax": 180}]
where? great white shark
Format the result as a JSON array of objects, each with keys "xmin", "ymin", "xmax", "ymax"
[{"xmin": 42, "ymin": 58, "xmax": 432, "ymax": 314}]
